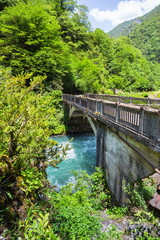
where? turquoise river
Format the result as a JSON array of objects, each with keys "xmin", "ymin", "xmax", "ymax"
[{"xmin": 47, "ymin": 134, "xmax": 96, "ymax": 190}]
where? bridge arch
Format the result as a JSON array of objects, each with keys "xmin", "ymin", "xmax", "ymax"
[{"xmin": 68, "ymin": 104, "xmax": 97, "ymax": 135}]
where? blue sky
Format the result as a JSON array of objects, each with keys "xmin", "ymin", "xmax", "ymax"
[{"xmin": 76, "ymin": 0, "xmax": 160, "ymax": 32}]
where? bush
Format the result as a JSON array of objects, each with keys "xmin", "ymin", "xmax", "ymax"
[
  {"xmin": 122, "ymin": 177, "xmax": 156, "ymax": 210},
  {"xmin": 19, "ymin": 208, "xmax": 60, "ymax": 240},
  {"xmin": 106, "ymin": 206, "xmax": 128, "ymax": 219},
  {"xmin": 49, "ymin": 168, "xmax": 113, "ymax": 239},
  {"xmin": 51, "ymin": 184, "xmax": 103, "ymax": 240}
]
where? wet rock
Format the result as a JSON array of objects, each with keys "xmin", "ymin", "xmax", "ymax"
[
  {"xmin": 100, "ymin": 208, "xmax": 160, "ymax": 239},
  {"xmin": 149, "ymin": 184, "xmax": 160, "ymax": 210}
]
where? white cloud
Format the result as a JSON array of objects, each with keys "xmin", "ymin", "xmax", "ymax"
[{"xmin": 90, "ymin": 0, "xmax": 160, "ymax": 26}]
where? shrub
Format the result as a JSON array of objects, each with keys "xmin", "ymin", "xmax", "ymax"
[
  {"xmin": 122, "ymin": 177, "xmax": 156, "ymax": 210},
  {"xmin": 19, "ymin": 208, "xmax": 59, "ymax": 240}
]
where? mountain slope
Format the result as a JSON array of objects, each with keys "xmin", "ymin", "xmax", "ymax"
[
  {"xmin": 128, "ymin": 5, "xmax": 160, "ymax": 62},
  {"xmin": 108, "ymin": 18, "xmax": 142, "ymax": 38},
  {"xmin": 109, "ymin": 4, "xmax": 160, "ymax": 37},
  {"xmin": 108, "ymin": 4, "xmax": 160, "ymax": 62}
]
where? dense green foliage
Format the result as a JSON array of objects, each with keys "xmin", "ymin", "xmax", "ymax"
[
  {"xmin": 122, "ymin": 177, "xmax": 156, "ymax": 211},
  {"xmin": 0, "ymin": 1, "xmax": 71, "ymax": 90},
  {"xmin": 109, "ymin": 4, "xmax": 160, "ymax": 63},
  {"xmin": 51, "ymin": 173, "xmax": 104, "ymax": 239},
  {"xmin": 129, "ymin": 5, "xmax": 160, "ymax": 63},
  {"xmin": 0, "ymin": 0, "xmax": 159, "ymax": 93},
  {"xmin": 0, "ymin": 71, "xmax": 68, "ymax": 235}
]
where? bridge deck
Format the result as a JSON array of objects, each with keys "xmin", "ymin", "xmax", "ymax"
[{"xmin": 63, "ymin": 94, "xmax": 160, "ymax": 153}]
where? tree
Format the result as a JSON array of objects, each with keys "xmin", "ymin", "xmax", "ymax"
[
  {"xmin": 0, "ymin": 71, "xmax": 68, "ymax": 199},
  {"xmin": 0, "ymin": 0, "xmax": 71, "ymax": 90},
  {"xmin": 73, "ymin": 52, "xmax": 109, "ymax": 93},
  {"xmin": 58, "ymin": 2, "xmax": 91, "ymax": 51},
  {"xmin": 108, "ymin": 36, "xmax": 158, "ymax": 91},
  {"xmin": 93, "ymin": 29, "xmax": 114, "ymax": 66}
]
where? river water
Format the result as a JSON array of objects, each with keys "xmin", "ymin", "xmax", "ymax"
[{"xmin": 47, "ymin": 134, "xmax": 96, "ymax": 190}]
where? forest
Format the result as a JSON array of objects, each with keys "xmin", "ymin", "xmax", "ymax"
[{"xmin": 0, "ymin": 0, "xmax": 160, "ymax": 239}]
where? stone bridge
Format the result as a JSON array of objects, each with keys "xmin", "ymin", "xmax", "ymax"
[{"xmin": 63, "ymin": 94, "xmax": 160, "ymax": 204}]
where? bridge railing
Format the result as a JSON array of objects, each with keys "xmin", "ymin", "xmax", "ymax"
[
  {"xmin": 84, "ymin": 94, "xmax": 160, "ymax": 109},
  {"xmin": 63, "ymin": 94, "xmax": 160, "ymax": 141}
]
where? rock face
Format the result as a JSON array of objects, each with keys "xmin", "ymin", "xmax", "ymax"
[
  {"xmin": 100, "ymin": 209, "xmax": 160, "ymax": 239},
  {"xmin": 149, "ymin": 176, "xmax": 160, "ymax": 210}
]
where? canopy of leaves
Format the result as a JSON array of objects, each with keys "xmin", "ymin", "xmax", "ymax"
[
  {"xmin": 0, "ymin": 0, "xmax": 159, "ymax": 93},
  {"xmin": 0, "ymin": 71, "xmax": 68, "ymax": 197},
  {"xmin": 0, "ymin": 0, "xmax": 72, "ymax": 90}
]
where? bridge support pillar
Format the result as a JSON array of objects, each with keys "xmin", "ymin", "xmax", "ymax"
[
  {"xmin": 96, "ymin": 123, "xmax": 160, "ymax": 204},
  {"xmin": 69, "ymin": 106, "xmax": 76, "ymax": 119},
  {"xmin": 86, "ymin": 116, "xmax": 97, "ymax": 136}
]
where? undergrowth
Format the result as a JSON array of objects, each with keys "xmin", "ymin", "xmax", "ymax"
[
  {"xmin": 1, "ymin": 168, "xmax": 159, "ymax": 239},
  {"xmin": 122, "ymin": 176, "xmax": 156, "ymax": 210}
]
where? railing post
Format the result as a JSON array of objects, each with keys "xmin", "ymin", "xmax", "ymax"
[
  {"xmin": 87, "ymin": 99, "xmax": 89, "ymax": 110},
  {"xmin": 148, "ymin": 98, "xmax": 151, "ymax": 107},
  {"xmin": 116, "ymin": 103, "xmax": 119, "ymax": 122},
  {"xmin": 139, "ymin": 107, "xmax": 144, "ymax": 134},
  {"xmin": 96, "ymin": 99, "xmax": 98, "ymax": 112},
  {"xmin": 130, "ymin": 97, "xmax": 133, "ymax": 104},
  {"xmin": 79, "ymin": 97, "xmax": 81, "ymax": 107},
  {"xmin": 101, "ymin": 100, "xmax": 103, "ymax": 116}
]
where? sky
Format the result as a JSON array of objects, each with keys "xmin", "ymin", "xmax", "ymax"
[{"xmin": 76, "ymin": 0, "xmax": 160, "ymax": 32}]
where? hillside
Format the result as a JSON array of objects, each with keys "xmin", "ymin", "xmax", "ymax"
[
  {"xmin": 128, "ymin": 5, "xmax": 160, "ymax": 62},
  {"xmin": 109, "ymin": 4, "xmax": 160, "ymax": 63},
  {"xmin": 109, "ymin": 4, "xmax": 160, "ymax": 38},
  {"xmin": 108, "ymin": 18, "xmax": 140, "ymax": 38}
]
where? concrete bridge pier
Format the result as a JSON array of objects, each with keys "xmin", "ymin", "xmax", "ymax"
[{"xmin": 96, "ymin": 123, "xmax": 160, "ymax": 204}]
